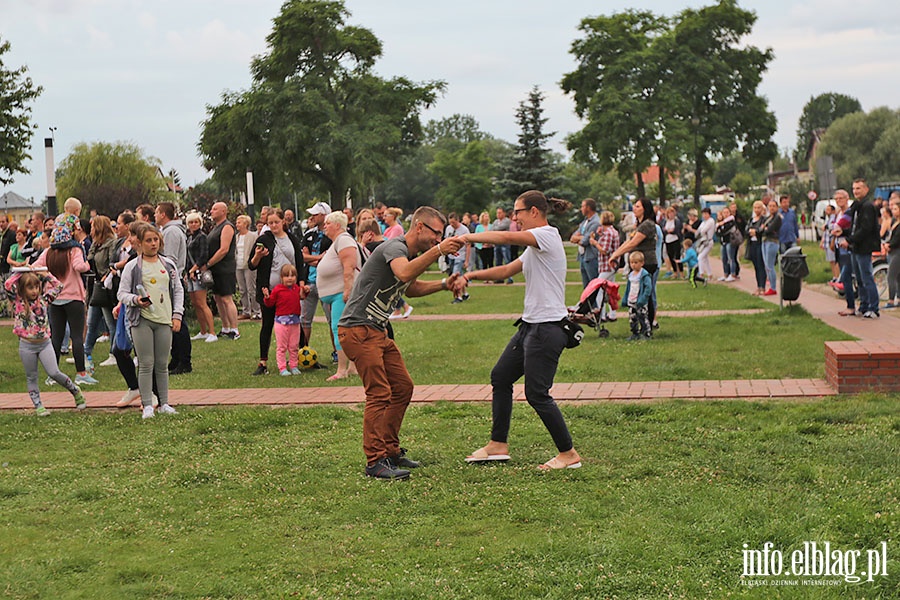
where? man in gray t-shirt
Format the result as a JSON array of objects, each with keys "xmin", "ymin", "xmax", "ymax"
[{"xmin": 338, "ymin": 206, "xmax": 464, "ymax": 481}]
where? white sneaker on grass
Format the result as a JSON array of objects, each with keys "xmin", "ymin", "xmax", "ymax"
[
  {"xmin": 152, "ymin": 394, "xmax": 159, "ymax": 408},
  {"xmin": 117, "ymin": 389, "xmax": 141, "ymax": 408},
  {"xmin": 96, "ymin": 334, "xmax": 109, "ymax": 343},
  {"xmin": 44, "ymin": 376, "xmax": 56, "ymax": 386},
  {"xmin": 157, "ymin": 404, "xmax": 177, "ymax": 415},
  {"xmin": 190, "ymin": 332, "xmax": 208, "ymax": 341},
  {"xmin": 65, "ymin": 357, "xmax": 76, "ymax": 364},
  {"xmin": 142, "ymin": 406, "xmax": 155, "ymax": 419},
  {"xmin": 205, "ymin": 334, "xmax": 218, "ymax": 343},
  {"xmin": 98, "ymin": 355, "xmax": 117, "ymax": 367}
]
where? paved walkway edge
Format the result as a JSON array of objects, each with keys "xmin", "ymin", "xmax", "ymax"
[{"xmin": 0, "ymin": 379, "xmax": 837, "ymax": 411}]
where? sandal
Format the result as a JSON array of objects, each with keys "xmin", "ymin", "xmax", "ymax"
[
  {"xmin": 538, "ymin": 456, "xmax": 583, "ymax": 470},
  {"xmin": 838, "ymin": 309, "xmax": 856, "ymax": 317},
  {"xmin": 464, "ymin": 446, "xmax": 510, "ymax": 463}
]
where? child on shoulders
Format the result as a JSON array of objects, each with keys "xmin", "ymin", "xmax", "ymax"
[
  {"xmin": 624, "ymin": 251, "xmax": 652, "ymax": 341},
  {"xmin": 262, "ymin": 264, "xmax": 309, "ymax": 376}
]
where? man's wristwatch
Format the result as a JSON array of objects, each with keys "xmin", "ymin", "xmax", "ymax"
[{"xmin": 441, "ymin": 278, "xmax": 447, "ymax": 290}]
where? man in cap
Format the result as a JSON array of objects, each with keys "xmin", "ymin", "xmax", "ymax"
[{"xmin": 301, "ymin": 202, "xmax": 336, "ymax": 361}]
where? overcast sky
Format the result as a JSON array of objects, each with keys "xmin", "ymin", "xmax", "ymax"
[{"xmin": 4, "ymin": 0, "xmax": 900, "ymax": 204}]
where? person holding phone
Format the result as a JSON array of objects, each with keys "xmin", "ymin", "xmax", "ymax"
[
  {"xmin": 248, "ymin": 208, "xmax": 305, "ymax": 376},
  {"xmin": 118, "ymin": 223, "xmax": 183, "ymax": 419}
]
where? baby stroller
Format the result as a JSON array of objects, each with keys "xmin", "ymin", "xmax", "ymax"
[{"xmin": 568, "ymin": 278, "xmax": 620, "ymax": 338}]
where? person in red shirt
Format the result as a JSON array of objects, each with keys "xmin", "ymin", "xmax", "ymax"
[{"xmin": 262, "ymin": 264, "xmax": 309, "ymax": 376}]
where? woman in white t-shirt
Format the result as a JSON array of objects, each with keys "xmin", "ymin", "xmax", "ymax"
[
  {"xmin": 455, "ymin": 190, "xmax": 582, "ymax": 470},
  {"xmin": 316, "ymin": 210, "xmax": 363, "ymax": 381}
]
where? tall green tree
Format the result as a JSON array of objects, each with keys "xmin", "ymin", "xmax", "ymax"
[
  {"xmin": 816, "ymin": 107, "xmax": 900, "ymax": 188},
  {"xmin": 0, "ymin": 37, "xmax": 43, "ymax": 186},
  {"xmin": 496, "ymin": 86, "xmax": 564, "ymax": 200},
  {"xmin": 56, "ymin": 141, "xmax": 163, "ymax": 217},
  {"xmin": 374, "ymin": 145, "xmax": 440, "ymax": 212},
  {"xmin": 794, "ymin": 92, "xmax": 862, "ymax": 166},
  {"xmin": 668, "ymin": 0, "xmax": 777, "ymax": 203},
  {"xmin": 424, "ymin": 114, "xmax": 487, "ymax": 146},
  {"xmin": 562, "ymin": 11, "xmax": 670, "ymax": 200},
  {"xmin": 429, "ymin": 140, "xmax": 497, "ymax": 214},
  {"xmin": 199, "ymin": 0, "xmax": 443, "ymax": 207}
]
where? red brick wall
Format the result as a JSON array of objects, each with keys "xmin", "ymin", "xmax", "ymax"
[{"xmin": 825, "ymin": 341, "xmax": 900, "ymax": 394}]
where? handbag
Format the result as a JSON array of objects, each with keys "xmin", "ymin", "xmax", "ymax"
[
  {"xmin": 200, "ymin": 269, "xmax": 215, "ymax": 289},
  {"xmin": 113, "ymin": 304, "xmax": 132, "ymax": 352},
  {"xmin": 89, "ymin": 277, "xmax": 114, "ymax": 308}
]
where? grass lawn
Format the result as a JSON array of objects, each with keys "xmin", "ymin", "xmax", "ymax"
[{"xmin": 0, "ymin": 397, "xmax": 897, "ymax": 598}]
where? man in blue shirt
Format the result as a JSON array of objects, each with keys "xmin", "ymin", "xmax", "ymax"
[
  {"xmin": 570, "ymin": 198, "xmax": 601, "ymax": 287},
  {"xmin": 778, "ymin": 195, "xmax": 799, "ymax": 252}
]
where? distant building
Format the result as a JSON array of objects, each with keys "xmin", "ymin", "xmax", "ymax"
[{"xmin": 0, "ymin": 191, "xmax": 41, "ymax": 227}]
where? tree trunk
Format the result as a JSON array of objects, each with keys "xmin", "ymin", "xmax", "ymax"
[{"xmin": 635, "ymin": 171, "xmax": 646, "ymax": 200}]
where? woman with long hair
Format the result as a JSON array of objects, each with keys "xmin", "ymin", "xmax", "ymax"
[
  {"xmin": 32, "ymin": 224, "xmax": 94, "ymax": 385},
  {"xmin": 607, "ymin": 197, "xmax": 659, "ymax": 329},
  {"xmin": 662, "ymin": 206, "xmax": 684, "ymax": 279},
  {"xmin": 248, "ymin": 208, "xmax": 305, "ymax": 376},
  {"xmin": 475, "ymin": 211, "xmax": 493, "ymax": 270},
  {"xmin": 457, "ymin": 191, "xmax": 582, "ymax": 470},
  {"xmin": 745, "ymin": 201, "xmax": 769, "ymax": 295},
  {"xmin": 117, "ymin": 224, "xmax": 183, "ymax": 419},
  {"xmin": 757, "ymin": 200, "xmax": 783, "ymax": 295},
  {"xmin": 185, "ymin": 212, "xmax": 216, "ymax": 342},
  {"xmin": 84, "ymin": 215, "xmax": 118, "ymax": 366}
]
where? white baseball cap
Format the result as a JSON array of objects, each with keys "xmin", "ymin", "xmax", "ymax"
[{"xmin": 306, "ymin": 202, "xmax": 332, "ymax": 216}]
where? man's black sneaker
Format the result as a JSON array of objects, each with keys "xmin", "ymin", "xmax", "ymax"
[
  {"xmin": 169, "ymin": 364, "xmax": 192, "ymax": 375},
  {"xmin": 365, "ymin": 458, "xmax": 410, "ymax": 480},
  {"xmin": 226, "ymin": 331, "xmax": 241, "ymax": 340},
  {"xmin": 252, "ymin": 364, "xmax": 268, "ymax": 376},
  {"xmin": 217, "ymin": 330, "xmax": 227, "ymax": 338},
  {"xmin": 331, "ymin": 351, "xmax": 338, "ymax": 364},
  {"xmin": 389, "ymin": 448, "xmax": 420, "ymax": 469}
]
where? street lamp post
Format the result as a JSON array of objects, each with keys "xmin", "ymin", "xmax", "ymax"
[{"xmin": 691, "ymin": 116, "xmax": 701, "ymax": 205}]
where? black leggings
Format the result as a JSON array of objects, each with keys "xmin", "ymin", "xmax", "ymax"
[
  {"xmin": 259, "ymin": 302, "xmax": 276, "ymax": 361},
  {"xmin": 50, "ymin": 301, "xmax": 86, "ymax": 372},
  {"xmin": 479, "ymin": 247, "xmax": 494, "ymax": 269},
  {"xmin": 665, "ymin": 240, "xmax": 682, "ymax": 274}
]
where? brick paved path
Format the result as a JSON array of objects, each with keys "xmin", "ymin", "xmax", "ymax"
[{"xmin": 0, "ymin": 254, "xmax": 881, "ymax": 412}]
